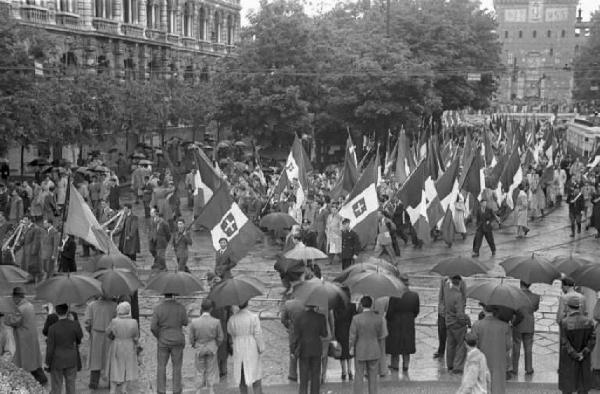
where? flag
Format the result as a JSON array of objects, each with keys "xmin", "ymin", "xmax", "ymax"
[
  {"xmin": 497, "ymin": 147, "xmax": 523, "ymax": 209},
  {"xmin": 63, "ymin": 184, "xmax": 110, "ymax": 253},
  {"xmin": 196, "ymin": 186, "xmax": 262, "ymax": 262},
  {"xmin": 339, "ymin": 154, "xmax": 379, "ymax": 248},
  {"xmin": 482, "ymin": 128, "xmax": 494, "ymax": 167},
  {"xmin": 460, "ymin": 150, "xmax": 485, "ymax": 199},
  {"xmin": 192, "ymin": 147, "xmax": 223, "ymax": 203},
  {"xmin": 384, "ymin": 133, "xmax": 398, "ymax": 177},
  {"xmin": 331, "ymin": 136, "xmax": 359, "ymax": 199},
  {"xmin": 427, "ymin": 155, "xmax": 460, "ymax": 229},
  {"xmin": 394, "ymin": 130, "xmax": 411, "ymax": 184},
  {"xmin": 274, "ymin": 135, "xmax": 312, "ymax": 206},
  {"xmin": 397, "ymin": 159, "xmax": 430, "ymax": 242}
]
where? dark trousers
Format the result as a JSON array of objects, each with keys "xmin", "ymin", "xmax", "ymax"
[
  {"xmin": 240, "ymin": 364, "xmax": 262, "ymax": 394},
  {"xmin": 89, "ymin": 369, "xmax": 100, "ymax": 387},
  {"xmin": 341, "ymin": 258, "xmax": 353, "ymax": 270},
  {"xmin": 446, "ymin": 324, "xmax": 467, "ymax": 371},
  {"xmin": 512, "ymin": 332, "xmax": 534, "ymax": 373},
  {"xmin": 436, "ymin": 314, "xmax": 447, "ymax": 355},
  {"xmin": 390, "ymin": 354, "xmax": 410, "ymax": 369},
  {"xmin": 50, "ymin": 366, "xmax": 76, "ymax": 394},
  {"xmin": 472, "ymin": 229, "xmax": 495, "ymax": 254},
  {"xmin": 570, "ymin": 212, "xmax": 582, "ymax": 234},
  {"xmin": 299, "ymin": 356, "xmax": 321, "ymax": 394},
  {"xmin": 157, "ymin": 345, "xmax": 183, "ymax": 394}
]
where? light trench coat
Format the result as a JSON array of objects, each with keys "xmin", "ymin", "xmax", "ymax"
[
  {"xmin": 325, "ymin": 213, "xmax": 342, "ymax": 254},
  {"xmin": 227, "ymin": 308, "xmax": 265, "ymax": 386},
  {"xmin": 5, "ymin": 300, "xmax": 42, "ymax": 372},
  {"xmin": 105, "ymin": 317, "xmax": 139, "ymax": 383},
  {"xmin": 85, "ymin": 299, "xmax": 117, "ymax": 371}
]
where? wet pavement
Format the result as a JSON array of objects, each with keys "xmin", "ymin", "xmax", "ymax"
[{"xmin": 5, "ymin": 193, "xmax": 600, "ymax": 393}]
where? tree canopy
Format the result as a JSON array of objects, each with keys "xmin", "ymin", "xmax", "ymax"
[{"xmin": 573, "ymin": 11, "xmax": 600, "ymax": 102}]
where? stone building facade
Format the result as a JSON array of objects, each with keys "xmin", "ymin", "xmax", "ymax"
[
  {"xmin": 493, "ymin": 0, "xmax": 590, "ymax": 104},
  {"xmin": 0, "ymin": 0, "xmax": 240, "ymax": 79}
]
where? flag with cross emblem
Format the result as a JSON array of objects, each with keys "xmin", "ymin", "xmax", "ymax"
[
  {"xmin": 196, "ymin": 185, "xmax": 262, "ymax": 262},
  {"xmin": 339, "ymin": 154, "xmax": 379, "ymax": 248}
]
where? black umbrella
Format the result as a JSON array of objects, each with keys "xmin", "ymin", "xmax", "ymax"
[{"xmin": 27, "ymin": 158, "xmax": 50, "ymax": 166}]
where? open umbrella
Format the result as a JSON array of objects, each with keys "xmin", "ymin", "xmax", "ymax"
[
  {"xmin": 208, "ymin": 276, "xmax": 265, "ymax": 308},
  {"xmin": 467, "ymin": 279, "xmax": 531, "ymax": 310},
  {"xmin": 92, "ymin": 165, "xmax": 110, "ymax": 173},
  {"xmin": 145, "ymin": 271, "xmax": 204, "ymax": 295},
  {"xmin": 334, "ymin": 259, "xmax": 399, "ymax": 284},
  {"xmin": 27, "ymin": 158, "xmax": 49, "ymax": 166},
  {"xmin": 274, "ymin": 258, "xmax": 306, "ymax": 276},
  {"xmin": 0, "ymin": 265, "xmax": 31, "ymax": 283},
  {"xmin": 293, "ymin": 279, "xmax": 347, "ymax": 311},
  {"xmin": 285, "ymin": 244, "xmax": 328, "ymax": 261},
  {"xmin": 431, "ymin": 256, "xmax": 489, "ymax": 277},
  {"xmin": 234, "ymin": 141, "xmax": 249, "ymax": 148},
  {"xmin": 130, "ymin": 152, "xmax": 146, "ymax": 159},
  {"xmin": 0, "ymin": 297, "xmax": 16, "ymax": 314},
  {"xmin": 91, "ymin": 253, "xmax": 136, "ymax": 272},
  {"xmin": 500, "ymin": 254, "xmax": 559, "ymax": 284},
  {"xmin": 36, "ymin": 274, "xmax": 102, "ymax": 304},
  {"xmin": 552, "ymin": 255, "xmax": 593, "ymax": 276},
  {"xmin": 138, "ymin": 159, "xmax": 153, "ymax": 166},
  {"xmin": 571, "ymin": 264, "xmax": 600, "ymax": 291},
  {"xmin": 259, "ymin": 212, "xmax": 298, "ymax": 230},
  {"xmin": 346, "ymin": 270, "xmax": 406, "ymax": 299},
  {"xmin": 93, "ymin": 268, "xmax": 144, "ymax": 297}
]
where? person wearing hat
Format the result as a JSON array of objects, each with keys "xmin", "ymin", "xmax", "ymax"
[
  {"xmin": 0, "ymin": 310, "xmax": 15, "ymax": 361},
  {"xmin": 45, "ymin": 303, "xmax": 83, "ymax": 394},
  {"xmin": 558, "ymin": 294, "xmax": 596, "ymax": 394},
  {"xmin": 386, "ymin": 273, "xmax": 420, "ymax": 372},
  {"xmin": 105, "ymin": 301, "xmax": 139, "ymax": 394},
  {"xmin": 5, "ymin": 287, "xmax": 47, "ymax": 385},
  {"xmin": 84, "ymin": 295, "xmax": 117, "ymax": 389},
  {"xmin": 190, "ymin": 299, "xmax": 224, "ymax": 394},
  {"xmin": 444, "ymin": 275, "xmax": 470, "ymax": 374},
  {"xmin": 557, "ymin": 277, "xmax": 586, "ymax": 325},
  {"xmin": 471, "ymin": 199, "xmax": 498, "ymax": 258},
  {"xmin": 215, "ymin": 238, "xmax": 236, "ymax": 280},
  {"xmin": 207, "ymin": 272, "xmax": 233, "ymax": 378},
  {"xmin": 511, "ymin": 281, "xmax": 540, "ymax": 377},
  {"xmin": 291, "ymin": 301, "xmax": 328, "ymax": 393},
  {"xmin": 457, "ymin": 331, "xmax": 491, "ymax": 394}
]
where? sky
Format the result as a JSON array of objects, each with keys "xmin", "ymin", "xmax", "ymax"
[{"xmin": 240, "ymin": 0, "xmax": 598, "ymax": 26}]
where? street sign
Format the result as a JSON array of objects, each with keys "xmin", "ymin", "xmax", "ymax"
[
  {"xmin": 591, "ymin": 86, "xmax": 599, "ymax": 91},
  {"xmin": 467, "ymin": 73, "xmax": 481, "ymax": 82},
  {"xmin": 34, "ymin": 61, "xmax": 44, "ymax": 76}
]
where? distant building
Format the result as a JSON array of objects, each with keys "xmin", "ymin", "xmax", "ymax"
[
  {"xmin": 0, "ymin": 0, "xmax": 241, "ymax": 80},
  {"xmin": 493, "ymin": 0, "xmax": 590, "ymax": 104}
]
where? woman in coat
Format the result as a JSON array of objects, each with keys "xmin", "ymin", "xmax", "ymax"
[
  {"xmin": 385, "ymin": 275, "xmax": 420, "ymax": 371},
  {"xmin": 591, "ymin": 301, "xmax": 600, "ymax": 389},
  {"xmin": 105, "ymin": 302, "xmax": 139, "ymax": 394},
  {"xmin": 325, "ymin": 204, "xmax": 342, "ymax": 264},
  {"xmin": 333, "ymin": 287, "xmax": 357, "ymax": 380},
  {"xmin": 515, "ymin": 184, "xmax": 529, "ymax": 238},
  {"xmin": 453, "ymin": 194, "xmax": 467, "ymax": 239},
  {"xmin": 227, "ymin": 302, "xmax": 265, "ymax": 394}
]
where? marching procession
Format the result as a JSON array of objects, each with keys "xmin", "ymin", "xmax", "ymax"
[{"xmin": 1, "ymin": 112, "xmax": 600, "ymax": 394}]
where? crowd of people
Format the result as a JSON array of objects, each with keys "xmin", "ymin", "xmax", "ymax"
[{"xmin": 2, "ymin": 124, "xmax": 600, "ymax": 394}]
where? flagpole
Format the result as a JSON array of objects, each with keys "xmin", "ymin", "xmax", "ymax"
[{"xmin": 55, "ymin": 174, "xmax": 72, "ymax": 276}]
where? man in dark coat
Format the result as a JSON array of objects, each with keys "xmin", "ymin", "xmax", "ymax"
[
  {"xmin": 512, "ymin": 281, "xmax": 540, "ymax": 376},
  {"xmin": 215, "ymin": 238, "xmax": 236, "ymax": 279},
  {"xmin": 18, "ymin": 215, "xmax": 44, "ymax": 281},
  {"xmin": 149, "ymin": 208, "xmax": 171, "ymax": 272},
  {"xmin": 292, "ymin": 303, "xmax": 327, "ymax": 394},
  {"xmin": 281, "ymin": 296, "xmax": 305, "ymax": 382},
  {"xmin": 341, "ymin": 219, "xmax": 360, "ymax": 270},
  {"xmin": 117, "ymin": 203, "xmax": 140, "ymax": 261},
  {"xmin": 45, "ymin": 303, "xmax": 83, "ymax": 394},
  {"xmin": 472, "ymin": 200, "xmax": 499, "ymax": 258},
  {"xmin": 386, "ymin": 274, "xmax": 420, "ymax": 372},
  {"xmin": 172, "ymin": 218, "xmax": 192, "ymax": 272},
  {"xmin": 314, "ymin": 198, "xmax": 330, "ymax": 253},
  {"xmin": 568, "ymin": 184, "xmax": 585, "ymax": 237},
  {"xmin": 559, "ymin": 295, "xmax": 596, "ymax": 394},
  {"xmin": 58, "ymin": 235, "xmax": 77, "ymax": 272}
]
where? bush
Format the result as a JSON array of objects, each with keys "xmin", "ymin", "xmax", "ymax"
[{"xmin": 0, "ymin": 358, "xmax": 46, "ymax": 394}]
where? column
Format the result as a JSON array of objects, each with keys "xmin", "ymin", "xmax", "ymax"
[
  {"xmin": 112, "ymin": 0, "xmax": 121, "ymax": 20},
  {"xmin": 160, "ymin": 0, "xmax": 166, "ymax": 31},
  {"xmin": 138, "ymin": 0, "xmax": 145, "ymax": 26}
]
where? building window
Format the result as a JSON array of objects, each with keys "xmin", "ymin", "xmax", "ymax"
[
  {"xmin": 507, "ymin": 52, "xmax": 513, "ymax": 65},
  {"xmin": 124, "ymin": 58, "xmax": 136, "ymax": 79},
  {"xmin": 97, "ymin": 55, "xmax": 109, "ymax": 74},
  {"xmin": 146, "ymin": 2, "xmax": 153, "ymax": 28},
  {"xmin": 184, "ymin": 65, "xmax": 194, "ymax": 81},
  {"xmin": 212, "ymin": 11, "xmax": 220, "ymax": 42},
  {"xmin": 58, "ymin": 0, "xmax": 75, "ymax": 12},
  {"xmin": 94, "ymin": 0, "xmax": 112, "ymax": 18},
  {"xmin": 532, "ymin": 30, "xmax": 537, "ymax": 38},
  {"xmin": 167, "ymin": 0, "xmax": 175, "ymax": 34},
  {"xmin": 549, "ymin": 47, "xmax": 553, "ymax": 56},
  {"xmin": 504, "ymin": 31, "xmax": 508, "ymax": 39},
  {"xmin": 198, "ymin": 7, "xmax": 206, "ymax": 40},
  {"xmin": 561, "ymin": 30, "xmax": 566, "ymax": 38},
  {"xmin": 547, "ymin": 30, "xmax": 551, "ymax": 38},
  {"xmin": 518, "ymin": 30, "xmax": 523, "ymax": 38},
  {"xmin": 123, "ymin": 0, "xmax": 138, "ymax": 23},
  {"xmin": 575, "ymin": 45, "xmax": 580, "ymax": 55},
  {"xmin": 183, "ymin": 2, "xmax": 192, "ymax": 37},
  {"xmin": 226, "ymin": 15, "xmax": 233, "ymax": 45}
]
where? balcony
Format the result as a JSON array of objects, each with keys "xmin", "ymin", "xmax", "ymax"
[
  {"xmin": 226, "ymin": 44, "xmax": 235, "ymax": 54},
  {"xmin": 212, "ymin": 42, "xmax": 226, "ymax": 53},
  {"xmin": 92, "ymin": 17, "xmax": 119, "ymax": 34},
  {"xmin": 146, "ymin": 28, "xmax": 166, "ymax": 41},
  {"xmin": 166, "ymin": 33, "xmax": 180, "ymax": 45},
  {"xmin": 55, "ymin": 11, "xmax": 80, "ymax": 27},
  {"xmin": 121, "ymin": 23, "xmax": 144, "ymax": 38},
  {"xmin": 198, "ymin": 40, "xmax": 211, "ymax": 51},
  {"xmin": 181, "ymin": 37, "xmax": 197, "ymax": 49},
  {"xmin": 20, "ymin": 5, "xmax": 49, "ymax": 24}
]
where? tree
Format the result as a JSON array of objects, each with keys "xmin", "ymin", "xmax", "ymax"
[{"xmin": 573, "ymin": 11, "xmax": 600, "ymax": 102}]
